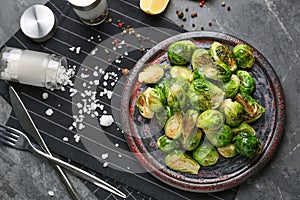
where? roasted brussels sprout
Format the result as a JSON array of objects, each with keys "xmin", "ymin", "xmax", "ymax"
[
  {"xmin": 155, "ymin": 78, "xmax": 171, "ymax": 98},
  {"xmin": 165, "ymin": 150, "xmax": 200, "ymax": 175},
  {"xmin": 235, "ymin": 91, "xmax": 266, "ymax": 123},
  {"xmin": 157, "ymin": 135, "xmax": 180, "ymax": 153},
  {"xmin": 136, "ymin": 89, "xmax": 154, "ymax": 119},
  {"xmin": 187, "ymin": 83, "xmax": 211, "ymax": 111},
  {"xmin": 193, "ymin": 142, "xmax": 219, "ymax": 166},
  {"xmin": 217, "ymin": 144, "xmax": 237, "ymax": 158},
  {"xmin": 232, "ymin": 122, "xmax": 255, "ymax": 136},
  {"xmin": 191, "ymin": 48, "xmax": 214, "ymax": 69},
  {"xmin": 233, "ymin": 132, "xmax": 262, "ymax": 158},
  {"xmin": 167, "ymin": 78, "xmax": 189, "ymax": 111},
  {"xmin": 155, "ymin": 106, "xmax": 173, "ymax": 127},
  {"xmin": 170, "ymin": 66, "xmax": 193, "ymax": 82},
  {"xmin": 181, "ymin": 128, "xmax": 203, "ymax": 151},
  {"xmin": 138, "ymin": 65, "xmax": 165, "ymax": 84},
  {"xmin": 233, "ymin": 44, "xmax": 255, "ymax": 69},
  {"xmin": 192, "ymin": 76, "xmax": 225, "ymax": 109},
  {"xmin": 203, "ymin": 61, "xmax": 232, "ymax": 83},
  {"xmin": 223, "ymin": 74, "xmax": 240, "ymax": 98},
  {"xmin": 220, "ymin": 99, "xmax": 244, "ymax": 127},
  {"xmin": 210, "ymin": 41, "xmax": 237, "ymax": 72},
  {"xmin": 205, "ymin": 124, "xmax": 233, "ymax": 148},
  {"xmin": 236, "ymin": 70, "xmax": 255, "ymax": 95},
  {"xmin": 182, "ymin": 109, "xmax": 199, "ymax": 138},
  {"xmin": 168, "ymin": 40, "xmax": 196, "ymax": 65},
  {"xmin": 164, "ymin": 112, "xmax": 183, "ymax": 139},
  {"xmin": 196, "ymin": 109, "xmax": 224, "ymax": 131}
]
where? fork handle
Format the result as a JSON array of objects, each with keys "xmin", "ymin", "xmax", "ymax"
[{"xmin": 33, "ymin": 147, "xmax": 126, "ymax": 199}]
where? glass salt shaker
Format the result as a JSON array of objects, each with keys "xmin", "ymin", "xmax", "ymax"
[
  {"xmin": 68, "ymin": 0, "xmax": 109, "ymax": 26},
  {"xmin": 0, "ymin": 47, "xmax": 70, "ymax": 90}
]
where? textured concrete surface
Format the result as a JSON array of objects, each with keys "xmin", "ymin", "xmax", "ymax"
[{"xmin": 0, "ymin": 0, "xmax": 299, "ymax": 199}]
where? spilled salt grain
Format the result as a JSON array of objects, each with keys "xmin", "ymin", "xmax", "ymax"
[
  {"xmin": 42, "ymin": 92, "xmax": 49, "ymax": 100},
  {"xmin": 45, "ymin": 108, "xmax": 54, "ymax": 116},
  {"xmin": 99, "ymin": 115, "xmax": 114, "ymax": 126},
  {"xmin": 101, "ymin": 153, "xmax": 109, "ymax": 159}
]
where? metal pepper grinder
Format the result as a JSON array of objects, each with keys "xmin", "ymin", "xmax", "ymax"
[{"xmin": 20, "ymin": 5, "xmax": 57, "ymax": 42}]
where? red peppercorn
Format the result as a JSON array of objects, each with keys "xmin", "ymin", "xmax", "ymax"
[{"xmin": 118, "ymin": 22, "xmax": 123, "ymax": 28}]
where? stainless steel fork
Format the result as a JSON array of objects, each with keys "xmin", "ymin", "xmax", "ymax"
[{"xmin": 0, "ymin": 125, "xmax": 126, "ymax": 199}]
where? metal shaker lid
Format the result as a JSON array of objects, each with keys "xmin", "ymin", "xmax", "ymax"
[{"xmin": 20, "ymin": 5, "xmax": 57, "ymax": 42}]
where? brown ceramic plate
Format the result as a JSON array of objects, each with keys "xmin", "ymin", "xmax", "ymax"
[{"xmin": 120, "ymin": 31, "xmax": 285, "ymax": 192}]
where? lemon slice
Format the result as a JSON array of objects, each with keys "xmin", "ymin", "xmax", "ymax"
[{"xmin": 140, "ymin": 0, "xmax": 170, "ymax": 15}]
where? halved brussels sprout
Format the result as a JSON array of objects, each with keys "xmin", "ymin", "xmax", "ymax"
[
  {"xmin": 170, "ymin": 66, "xmax": 193, "ymax": 82},
  {"xmin": 220, "ymin": 99, "xmax": 244, "ymax": 127},
  {"xmin": 168, "ymin": 40, "xmax": 196, "ymax": 65},
  {"xmin": 192, "ymin": 76, "xmax": 225, "ymax": 109},
  {"xmin": 182, "ymin": 109, "xmax": 199, "ymax": 138},
  {"xmin": 203, "ymin": 61, "xmax": 232, "ymax": 83},
  {"xmin": 205, "ymin": 124, "xmax": 233, "ymax": 148},
  {"xmin": 164, "ymin": 112, "xmax": 183, "ymax": 139},
  {"xmin": 233, "ymin": 132, "xmax": 262, "ymax": 158},
  {"xmin": 167, "ymin": 78, "xmax": 189, "ymax": 111},
  {"xmin": 187, "ymin": 83, "xmax": 211, "ymax": 111},
  {"xmin": 233, "ymin": 44, "xmax": 255, "ymax": 69},
  {"xmin": 210, "ymin": 41, "xmax": 237, "ymax": 72},
  {"xmin": 138, "ymin": 65, "xmax": 164, "ymax": 84},
  {"xmin": 136, "ymin": 90, "xmax": 154, "ymax": 119},
  {"xmin": 235, "ymin": 91, "xmax": 266, "ymax": 123},
  {"xmin": 217, "ymin": 144, "xmax": 237, "ymax": 158},
  {"xmin": 191, "ymin": 48, "xmax": 214, "ymax": 70},
  {"xmin": 236, "ymin": 70, "xmax": 255, "ymax": 95},
  {"xmin": 196, "ymin": 109, "xmax": 224, "ymax": 131},
  {"xmin": 155, "ymin": 78, "xmax": 171, "ymax": 98},
  {"xmin": 157, "ymin": 135, "xmax": 180, "ymax": 153},
  {"xmin": 181, "ymin": 128, "xmax": 203, "ymax": 151},
  {"xmin": 155, "ymin": 106, "xmax": 173, "ymax": 127},
  {"xmin": 232, "ymin": 122, "xmax": 255, "ymax": 136},
  {"xmin": 165, "ymin": 150, "xmax": 200, "ymax": 175},
  {"xmin": 223, "ymin": 74, "xmax": 240, "ymax": 98},
  {"xmin": 193, "ymin": 142, "xmax": 219, "ymax": 166}
]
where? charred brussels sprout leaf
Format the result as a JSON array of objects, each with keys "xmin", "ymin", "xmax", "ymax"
[
  {"xmin": 181, "ymin": 128, "xmax": 203, "ymax": 151},
  {"xmin": 233, "ymin": 44, "xmax": 255, "ymax": 69},
  {"xmin": 165, "ymin": 150, "xmax": 200, "ymax": 175},
  {"xmin": 233, "ymin": 132, "xmax": 262, "ymax": 158},
  {"xmin": 232, "ymin": 122, "xmax": 255, "ymax": 136},
  {"xmin": 191, "ymin": 48, "xmax": 214, "ymax": 70},
  {"xmin": 168, "ymin": 40, "xmax": 196, "ymax": 65},
  {"xmin": 164, "ymin": 112, "xmax": 183, "ymax": 139},
  {"xmin": 196, "ymin": 109, "xmax": 224, "ymax": 131},
  {"xmin": 136, "ymin": 90, "xmax": 154, "ymax": 119},
  {"xmin": 205, "ymin": 124, "xmax": 233, "ymax": 148},
  {"xmin": 235, "ymin": 91, "xmax": 266, "ymax": 123},
  {"xmin": 210, "ymin": 41, "xmax": 237, "ymax": 72},
  {"xmin": 223, "ymin": 74, "xmax": 240, "ymax": 98},
  {"xmin": 170, "ymin": 66, "xmax": 193, "ymax": 82},
  {"xmin": 138, "ymin": 65, "xmax": 165, "ymax": 84},
  {"xmin": 220, "ymin": 99, "xmax": 244, "ymax": 127},
  {"xmin": 193, "ymin": 142, "xmax": 219, "ymax": 166},
  {"xmin": 157, "ymin": 135, "xmax": 180, "ymax": 153},
  {"xmin": 217, "ymin": 144, "xmax": 237, "ymax": 158},
  {"xmin": 236, "ymin": 70, "xmax": 255, "ymax": 95}
]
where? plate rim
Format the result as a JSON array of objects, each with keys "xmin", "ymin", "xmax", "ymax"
[{"xmin": 120, "ymin": 31, "xmax": 286, "ymax": 192}]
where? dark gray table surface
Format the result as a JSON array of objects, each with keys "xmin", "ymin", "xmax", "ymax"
[{"xmin": 0, "ymin": 0, "xmax": 299, "ymax": 199}]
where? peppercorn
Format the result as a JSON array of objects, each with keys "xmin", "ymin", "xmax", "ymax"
[
  {"xmin": 227, "ymin": 6, "xmax": 231, "ymax": 11},
  {"xmin": 221, "ymin": 2, "xmax": 226, "ymax": 7},
  {"xmin": 177, "ymin": 11, "xmax": 184, "ymax": 18},
  {"xmin": 200, "ymin": 26, "xmax": 205, "ymax": 31},
  {"xmin": 122, "ymin": 68, "xmax": 129, "ymax": 75},
  {"xmin": 208, "ymin": 22, "xmax": 212, "ymax": 26},
  {"xmin": 182, "ymin": 16, "xmax": 186, "ymax": 21},
  {"xmin": 192, "ymin": 23, "xmax": 195, "ymax": 28},
  {"xmin": 185, "ymin": 7, "xmax": 189, "ymax": 12}
]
